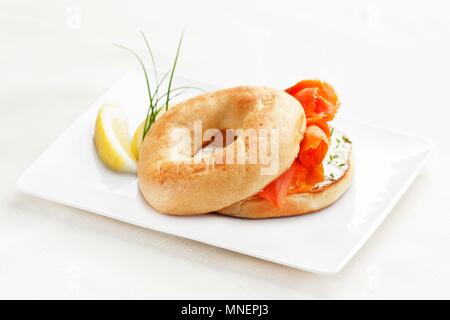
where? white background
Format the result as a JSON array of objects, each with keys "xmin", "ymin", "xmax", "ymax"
[{"xmin": 1, "ymin": 0, "xmax": 449, "ymax": 299}]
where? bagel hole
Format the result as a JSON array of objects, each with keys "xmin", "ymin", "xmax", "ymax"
[
  {"xmin": 196, "ymin": 128, "xmax": 238, "ymax": 156},
  {"xmin": 202, "ymin": 128, "xmax": 236, "ymax": 147}
]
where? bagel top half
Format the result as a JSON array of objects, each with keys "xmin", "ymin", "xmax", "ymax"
[{"xmin": 138, "ymin": 86, "xmax": 306, "ymax": 215}]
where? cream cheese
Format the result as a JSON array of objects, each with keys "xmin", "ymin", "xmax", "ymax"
[{"xmin": 316, "ymin": 128, "xmax": 352, "ymax": 189}]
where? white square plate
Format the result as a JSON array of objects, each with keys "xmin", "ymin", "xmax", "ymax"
[{"xmin": 17, "ymin": 71, "xmax": 434, "ymax": 274}]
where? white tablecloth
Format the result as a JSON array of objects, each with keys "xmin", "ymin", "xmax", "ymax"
[{"xmin": 1, "ymin": 0, "xmax": 449, "ymax": 299}]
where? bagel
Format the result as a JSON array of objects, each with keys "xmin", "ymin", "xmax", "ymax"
[{"xmin": 138, "ymin": 86, "xmax": 306, "ymax": 215}]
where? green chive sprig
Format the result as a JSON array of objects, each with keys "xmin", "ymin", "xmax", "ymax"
[{"xmin": 114, "ymin": 31, "xmax": 205, "ymax": 141}]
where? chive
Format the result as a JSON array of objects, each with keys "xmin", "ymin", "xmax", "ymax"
[
  {"xmin": 165, "ymin": 32, "xmax": 184, "ymax": 111},
  {"xmin": 338, "ymin": 163, "xmax": 345, "ymax": 167},
  {"xmin": 113, "ymin": 44, "xmax": 154, "ymax": 114},
  {"xmin": 115, "ymin": 31, "xmax": 203, "ymax": 141},
  {"xmin": 330, "ymin": 173, "xmax": 335, "ymax": 180},
  {"xmin": 151, "ymin": 69, "xmax": 172, "ymax": 104},
  {"xmin": 343, "ymin": 135, "xmax": 352, "ymax": 143},
  {"xmin": 140, "ymin": 31, "xmax": 158, "ymax": 100},
  {"xmin": 155, "ymin": 86, "xmax": 205, "ymax": 106}
]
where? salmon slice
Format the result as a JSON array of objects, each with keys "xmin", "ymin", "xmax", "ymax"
[
  {"xmin": 256, "ymin": 80, "xmax": 339, "ymax": 206},
  {"xmin": 258, "ymin": 159, "xmax": 302, "ymax": 208},
  {"xmin": 289, "ymin": 163, "xmax": 324, "ymax": 194},
  {"xmin": 286, "ymin": 79, "xmax": 339, "ymax": 105},
  {"xmin": 299, "ymin": 125, "xmax": 329, "ymax": 167},
  {"xmin": 287, "ymin": 80, "xmax": 339, "ymax": 121}
]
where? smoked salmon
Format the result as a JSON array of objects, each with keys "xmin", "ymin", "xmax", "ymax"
[{"xmin": 257, "ymin": 80, "xmax": 340, "ymax": 207}]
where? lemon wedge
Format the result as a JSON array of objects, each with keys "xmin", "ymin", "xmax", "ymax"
[
  {"xmin": 94, "ymin": 103, "xmax": 137, "ymax": 173},
  {"xmin": 131, "ymin": 121, "xmax": 145, "ymax": 161}
]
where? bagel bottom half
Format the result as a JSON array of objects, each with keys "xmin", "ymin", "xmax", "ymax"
[{"xmin": 217, "ymin": 154, "xmax": 354, "ymax": 219}]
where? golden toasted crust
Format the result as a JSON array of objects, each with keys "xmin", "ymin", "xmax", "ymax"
[
  {"xmin": 217, "ymin": 153, "xmax": 354, "ymax": 219},
  {"xmin": 138, "ymin": 86, "xmax": 306, "ymax": 215}
]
